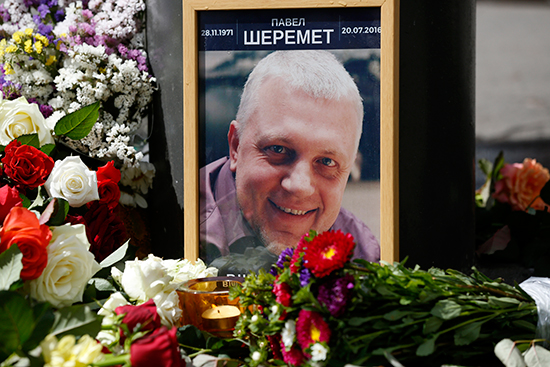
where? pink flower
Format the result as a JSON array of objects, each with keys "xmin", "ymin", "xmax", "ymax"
[
  {"xmin": 493, "ymin": 158, "xmax": 550, "ymax": 211},
  {"xmin": 296, "ymin": 310, "xmax": 331, "ymax": 356},
  {"xmin": 280, "ymin": 341, "xmax": 306, "ymax": 366}
]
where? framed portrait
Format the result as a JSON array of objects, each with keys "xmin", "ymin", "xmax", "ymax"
[{"xmin": 183, "ymin": 0, "xmax": 399, "ymax": 268}]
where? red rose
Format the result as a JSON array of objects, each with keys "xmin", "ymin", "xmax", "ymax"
[
  {"xmin": 115, "ymin": 299, "xmax": 161, "ymax": 341},
  {"xmin": 96, "ymin": 161, "xmax": 121, "ymax": 209},
  {"xmin": 0, "ymin": 185, "xmax": 22, "ymax": 223},
  {"xmin": 97, "ymin": 161, "xmax": 121, "ymax": 183},
  {"xmin": 1, "ymin": 140, "xmax": 54, "ymax": 190},
  {"xmin": 0, "ymin": 207, "xmax": 52, "ymax": 280},
  {"xmin": 130, "ymin": 327, "xmax": 184, "ymax": 367},
  {"xmin": 84, "ymin": 202, "xmax": 128, "ymax": 262}
]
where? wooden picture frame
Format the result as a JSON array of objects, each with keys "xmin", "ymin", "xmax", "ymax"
[{"xmin": 183, "ymin": 0, "xmax": 399, "ymax": 264}]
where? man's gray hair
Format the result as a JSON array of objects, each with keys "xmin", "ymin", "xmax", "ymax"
[{"xmin": 236, "ymin": 50, "xmax": 364, "ymax": 136}]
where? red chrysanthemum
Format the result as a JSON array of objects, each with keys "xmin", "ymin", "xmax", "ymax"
[
  {"xmin": 273, "ymin": 278, "xmax": 292, "ymax": 307},
  {"xmin": 289, "ymin": 234, "xmax": 308, "ymax": 274},
  {"xmin": 280, "ymin": 340, "xmax": 306, "ymax": 366},
  {"xmin": 302, "ymin": 230, "xmax": 355, "ymax": 278},
  {"xmin": 296, "ymin": 310, "xmax": 331, "ymax": 354}
]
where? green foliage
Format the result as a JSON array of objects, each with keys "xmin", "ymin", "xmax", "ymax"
[
  {"xmin": 0, "ymin": 245, "xmax": 23, "ymax": 291},
  {"xmin": 233, "ymin": 260, "xmax": 538, "ymax": 366},
  {"xmin": 0, "ymin": 291, "xmax": 55, "ymax": 362},
  {"xmin": 54, "ymin": 101, "xmax": 100, "ymax": 140}
]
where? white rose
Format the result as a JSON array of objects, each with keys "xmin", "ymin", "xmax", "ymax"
[
  {"xmin": 44, "ymin": 156, "xmax": 99, "ymax": 207},
  {"xmin": 28, "ymin": 224, "xmax": 101, "ymax": 308},
  {"xmin": 163, "ymin": 258, "xmax": 218, "ymax": 285},
  {"xmin": 152, "ymin": 289, "xmax": 182, "ymax": 328},
  {"xmin": 0, "ymin": 96, "xmax": 54, "ymax": 146},
  {"xmin": 119, "ymin": 255, "xmax": 174, "ymax": 302}
]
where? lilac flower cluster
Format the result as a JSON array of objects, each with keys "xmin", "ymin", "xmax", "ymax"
[{"xmin": 317, "ymin": 274, "xmax": 354, "ymax": 317}]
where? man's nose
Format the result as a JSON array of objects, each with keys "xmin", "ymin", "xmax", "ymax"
[{"xmin": 280, "ymin": 161, "xmax": 315, "ymax": 197}]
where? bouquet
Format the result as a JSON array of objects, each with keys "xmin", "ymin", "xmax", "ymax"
[
  {"xmin": 232, "ymin": 230, "xmax": 540, "ymax": 366},
  {"xmin": 475, "ymin": 152, "xmax": 550, "ymax": 277},
  {"xmin": 0, "ymin": 0, "xmax": 156, "ymax": 209}
]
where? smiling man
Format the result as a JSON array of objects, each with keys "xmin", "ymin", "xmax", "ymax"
[{"xmin": 200, "ymin": 50, "xmax": 380, "ymax": 266}]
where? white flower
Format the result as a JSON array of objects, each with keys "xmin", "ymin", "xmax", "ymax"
[
  {"xmin": 251, "ymin": 315, "xmax": 259, "ymax": 322},
  {"xmin": 44, "ymin": 156, "xmax": 99, "ymax": 207},
  {"xmin": 0, "ymin": 96, "xmax": 54, "ymax": 146},
  {"xmin": 40, "ymin": 334, "xmax": 104, "ymax": 367},
  {"xmin": 310, "ymin": 343, "xmax": 328, "ymax": 362},
  {"xmin": 163, "ymin": 258, "xmax": 218, "ymax": 285},
  {"xmin": 117, "ymin": 255, "xmax": 174, "ymax": 302},
  {"xmin": 28, "ymin": 224, "xmax": 101, "ymax": 308},
  {"xmin": 281, "ymin": 320, "xmax": 296, "ymax": 351},
  {"xmin": 152, "ymin": 289, "xmax": 182, "ymax": 328},
  {"xmin": 252, "ymin": 351, "xmax": 261, "ymax": 361}
]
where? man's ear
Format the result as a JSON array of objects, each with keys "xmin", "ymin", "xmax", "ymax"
[{"xmin": 228, "ymin": 120, "xmax": 239, "ymax": 172}]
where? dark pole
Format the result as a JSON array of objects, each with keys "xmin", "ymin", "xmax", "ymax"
[{"xmin": 398, "ymin": 1, "xmax": 476, "ymax": 270}]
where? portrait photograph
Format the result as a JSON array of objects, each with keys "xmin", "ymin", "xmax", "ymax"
[{"xmin": 196, "ymin": 7, "xmax": 382, "ymax": 274}]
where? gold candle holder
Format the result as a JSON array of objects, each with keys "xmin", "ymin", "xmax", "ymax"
[{"xmin": 177, "ymin": 276, "xmax": 244, "ymax": 338}]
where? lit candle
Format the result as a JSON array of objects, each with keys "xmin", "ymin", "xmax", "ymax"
[{"xmin": 201, "ymin": 305, "xmax": 242, "ymax": 332}]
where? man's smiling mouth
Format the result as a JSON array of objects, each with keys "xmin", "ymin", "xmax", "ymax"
[{"xmin": 271, "ymin": 200, "xmax": 316, "ymax": 216}]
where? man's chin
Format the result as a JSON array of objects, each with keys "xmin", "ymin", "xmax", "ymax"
[{"xmin": 259, "ymin": 231, "xmax": 302, "ymax": 255}]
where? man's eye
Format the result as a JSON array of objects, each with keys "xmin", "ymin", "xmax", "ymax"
[
  {"xmin": 319, "ymin": 157, "xmax": 336, "ymax": 167},
  {"xmin": 267, "ymin": 145, "xmax": 287, "ymax": 154}
]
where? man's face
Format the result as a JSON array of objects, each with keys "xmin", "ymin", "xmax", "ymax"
[{"xmin": 228, "ymin": 77, "xmax": 360, "ymax": 254}]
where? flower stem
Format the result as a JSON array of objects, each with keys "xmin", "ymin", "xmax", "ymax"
[{"xmin": 92, "ymin": 353, "xmax": 130, "ymax": 366}]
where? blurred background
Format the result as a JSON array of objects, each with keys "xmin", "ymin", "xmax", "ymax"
[{"xmin": 475, "ymin": 0, "xmax": 550, "ymax": 188}]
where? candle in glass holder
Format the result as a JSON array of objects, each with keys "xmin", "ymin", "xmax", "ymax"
[
  {"xmin": 177, "ymin": 276, "xmax": 244, "ymax": 337},
  {"xmin": 202, "ymin": 304, "xmax": 241, "ymax": 331}
]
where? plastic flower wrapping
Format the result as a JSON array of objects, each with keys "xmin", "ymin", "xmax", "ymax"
[
  {"xmin": 475, "ymin": 152, "xmax": 550, "ymax": 277},
  {"xmin": 231, "ymin": 230, "xmax": 542, "ymax": 367}
]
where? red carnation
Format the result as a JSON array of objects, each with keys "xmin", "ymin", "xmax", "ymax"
[
  {"xmin": 296, "ymin": 310, "xmax": 331, "ymax": 355},
  {"xmin": 302, "ymin": 230, "xmax": 355, "ymax": 278},
  {"xmin": 289, "ymin": 236, "xmax": 308, "ymax": 274},
  {"xmin": 1, "ymin": 140, "xmax": 54, "ymax": 190},
  {"xmin": 267, "ymin": 334, "xmax": 283, "ymax": 360},
  {"xmin": 130, "ymin": 326, "xmax": 184, "ymax": 367},
  {"xmin": 0, "ymin": 185, "xmax": 22, "ymax": 223}
]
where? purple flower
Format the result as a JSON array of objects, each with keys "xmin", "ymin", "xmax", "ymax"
[
  {"xmin": 39, "ymin": 104, "xmax": 54, "ymax": 118},
  {"xmin": 299, "ymin": 267, "xmax": 311, "ymax": 287},
  {"xmin": 317, "ymin": 275, "xmax": 354, "ymax": 317},
  {"xmin": 37, "ymin": 4, "xmax": 50, "ymax": 19},
  {"xmin": 270, "ymin": 247, "xmax": 294, "ymax": 275},
  {"xmin": 54, "ymin": 9, "xmax": 64, "ymax": 22},
  {"xmin": 0, "ymin": 4, "xmax": 10, "ymax": 22}
]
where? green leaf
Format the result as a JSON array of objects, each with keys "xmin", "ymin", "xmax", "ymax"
[
  {"xmin": 478, "ymin": 158, "xmax": 493, "ymax": 176},
  {"xmin": 488, "ymin": 296, "xmax": 521, "ymax": 308},
  {"xmin": 454, "ymin": 321, "xmax": 482, "ymax": 346},
  {"xmin": 0, "ymin": 291, "xmax": 34, "ymax": 360},
  {"xmin": 40, "ymin": 143, "xmax": 55, "ymax": 156},
  {"xmin": 51, "ymin": 303, "xmax": 102, "ymax": 338},
  {"xmin": 54, "ymin": 101, "xmax": 100, "ymax": 140},
  {"xmin": 22, "ymin": 302, "xmax": 55, "ymax": 353},
  {"xmin": 100, "ymin": 240, "xmax": 130, "ymax": 269},
  {"xmin": 15, "ymin": 134, "xmax": 39, "ymax": 148},
  {"xmin": 423, "ymin": 316, "xmax": 443, "ymax": 335},
  {"xmin": 88, "ymin": 278, "xmax": 116, "ymax": 293},
  {"xmin": 39, "ymin": 198, "xmax": 69, "ymax": 226},
  {"xmin": 430, "ymin": 299, "xmax": 462, "ymax": 320},
  {"xmin": 0, "ymin": 245, "xmax": 23, "ymax": 291},
  {"xmin": 383, "ymin": 310, "xmax": 412, "ymax": 321},
  {"xmin": 416, "ymin": 335, "xmax": 438, "ymax": 356}
]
